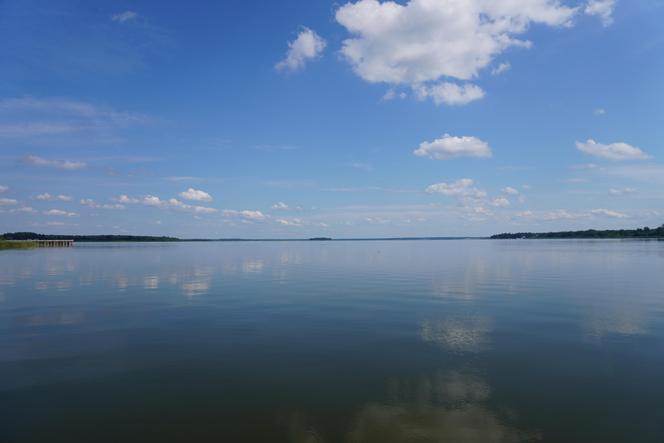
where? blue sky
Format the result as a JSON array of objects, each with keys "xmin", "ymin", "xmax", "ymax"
[{"xmin": 1, "ymin": 0, "xmax": 663, "ymax": 238}]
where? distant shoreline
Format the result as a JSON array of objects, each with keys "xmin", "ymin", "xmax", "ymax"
[
  {"xmin": 491, "ymin": 224, "xmax": 664, "ymax": 240},
  {"xmin": 1, "ymin": 232, "xmax": 483, "ymax": 243},
  {"xmin": 3, "ymin": 226, "xmax": 663, "ymax": 244}
]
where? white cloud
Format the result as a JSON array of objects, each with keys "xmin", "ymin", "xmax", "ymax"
[
  {"xmin": 276, "ymin": 27, "xmax": 327, "ymax": 72},
  {"xmin": 24, "ymin": 155, "xmax": 87, "ymax": 170},
  {"xmin": 44, "ymin": 209, "xmax": 77, "ymax": 217},
  {"xmin": 414, "ymin": 134, "xmax": 492, "ymax": 160},
  {"xmin": 584, "ymin": 0, "xmax": 616, "ymax": 26},
  {"xmin": 335, "ymin": 0, "xmax": 578, "ymax": 103},
  {"xmin": 515, "ymin": 207, "xmax": 629, "ymax": 221},
  {"xmin": 80, "ymin": 199, "xmax": 125, "ymax": 210},
  {"xmin": 415, "ymin": 82, "xmax": 485, "ymax": 106},
  {"xmin": 0, "ymin": 198, "xmax": 17, "ymax": 205},
  {"xmin": 490, "ymin": 197, "xmax": 511, "ymax": 208},
  {"xmin": 591, "ymin": 208, "xmax": 627, "ymax": 218},
  {"xmin": 492, "ymin": 62, "xmax": 512, "ymax": 76},
  {"xmin": 0, "ymin": 185, "xmax": 7, "ymax": 193},
  {"xmin": 117, "ymin": 194, "xmax": 217, "ymax": 215},
  {"xmin": 179, "ymin": 188, "xmax": 212, "ymax": 202},
  {"xmin": 576, "ymin": 139, "xmax": 650, "ymax": 161},
  {"xmin": 382, "ymin": 89, "xmax": 407, "ymax": 101},
  {"xmin": 276, "ymin": 218, "xmax": 305, "ymax": 227},
  {"xmin": 111, "ymin": 11, "xmax": 138, "ymax": 23},
  {"xmin": 35, "ymin": 193, "xmax": 72, "ymax": 201},
  {"xmin": 515, "ymin": 209, "xmax": 587, "ymax": 221},
  {"xmin": 467, "ymin": 205, "xmax": 493, "ymax": 218},
  {"xmin": 142, "ymin": 196, "xmax": 185, "ymax": 209},
  {"xmin": 502, "ymin": 186, "xmax": 520, "ymax": 195},
  {"xmin": 426, "ymin": 179, "xmax": 486, "ymax": 200},
  {"xmin": 114, "ymin": 195, "xmax": 139, "ymax": 204},
  {"xmin": 192, "ymin": 206, "xmax": 217, "ymax": 214},
  {"xmin": 608, "ymin": 187, "xmax": 636, "ymax": 196},
  {"xmin": 223, "ymin": 209, "xmax": 266, "ymax": 221},
  {"xmin": 271, "ymin": 202, "xmax": 289, "ymax": 210},
  {"xmin": 593, "ymin": 108, "xmax": 606, "ymax": 116}
]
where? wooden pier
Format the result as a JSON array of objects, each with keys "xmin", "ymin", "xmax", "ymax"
[{"xmin": 35, "ymin": 239, "xmax": 74, "ymax": 248}]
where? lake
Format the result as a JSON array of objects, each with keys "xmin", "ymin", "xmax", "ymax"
[{"xmin": 1, "ymin": 240, "xmax": 664, "ymax": 442}]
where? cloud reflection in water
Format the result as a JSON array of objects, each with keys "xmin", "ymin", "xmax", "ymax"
[{"xmin": 420, "ymin": 316, "xmax": 493, "ymax": 353}]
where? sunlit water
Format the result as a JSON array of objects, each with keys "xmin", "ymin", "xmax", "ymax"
[{"xmin": 1, "ymin": 240, "xmax": 664, "ymax": 442}]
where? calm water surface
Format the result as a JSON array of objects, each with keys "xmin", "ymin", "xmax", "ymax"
[{"xmin": 1, "ymin": 240, "xmax": 664, "ymax": 442}]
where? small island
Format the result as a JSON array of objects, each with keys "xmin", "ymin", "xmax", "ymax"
[{"xmin": 491, "ymin": 224, "xmax": 664, "ymax": 239}]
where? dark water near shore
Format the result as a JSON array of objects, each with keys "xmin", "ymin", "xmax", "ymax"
[{"xmin": 1, "ymin": 240, "xmax": 664, "ymax": 442}]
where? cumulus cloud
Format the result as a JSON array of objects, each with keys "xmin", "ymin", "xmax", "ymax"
[
  {"xmin": 335, "ymin": 0, "xmax": 578, "ymax": 104},
  {"xmin": 593, "ymin": 108, "xmax": 606, "ymax": 116},
  {"xmin": 0, "ymin": 185, "xmax": 7, "ymax": 193},
  {"xmin": 414, "ymin": 134, "xmax": 492, "ymax": 160},
  {"xmin": 35, "ymin": 193, "xmax": 72, "ymax": 201},
  {"xmin": 426, "ymin": 179, "xmax": 487, "ymax": 200},
  {"xmin": 114, "ymin": 195, "xmax": 139, "ymax": 204},
  {"xmin": 111, "ymin": 11, "xmax": 138, "ymax": 23},
  {"xmin": 44, "ymin": 209, "xmax": 77, "ymax": 217},
  {"xmin": 492, "ymin": 62, "xmax": 512, "ymax": 75},
  {"xmin": 276, "ymin": 218, "xmax": 305, "ymax": 227},
  {"xmin": 271, "ymin": 202, "xmax": 289, "ymax": 210},
  {"xmin": 193, "ymin": 206, "xmax": 218, "ymax": 214},
  {"xmin": 415, "ymin": 82, "xmax": 485, "ymax": 106},
  {"xmin": 179, "ymin": 188, "xmax": 212, "ymax": 202},
  {"xmin": 591, "ymin": 208, "xmax": 627, "ymax": 218},
  {"xmin": 80, "ymin": 199, "xmax": 125, "ymax": 210},
  {"xmin": 142, "ymin": 196, "xmax": 186, "ymax": 209},
  {"xmin": 24, "ymin": 155, "xmax": 87, "ymax": 170},
  {"xmin": 143, "ymin": 198, "xmax": 169, "ymax": 209},
  {"xmin": 382, "ymin": 89, "xmax": 408, "ymax": 101},
  {"xmin": 0, "ymin": 198, "xmax": 18, "ymax": 205},
  {"xmin": 275, "ymin": 27, "xmax": 326, "ymax": 72},
  {"xmin": 502, "ymin": 186, "xmax": 520, "ymax": 195},
  {"xmin": 223, "ymin": 209, "xmax": 266, "ymax": 221},
  {"xmin": 112, "ymin": 194, "xmax": 216, "ymax": 215},
  {"xmin": 584, "ymin": 0, "xmax": 616, "ymax": 26},
  {"xmin": 576, "ymin": 139, "xmax": 650, "ymax": 161}
]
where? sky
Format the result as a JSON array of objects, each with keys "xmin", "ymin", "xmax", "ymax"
[{"xmin": 0, "ymin": 0, "xmax": 663, "ymax": 238}]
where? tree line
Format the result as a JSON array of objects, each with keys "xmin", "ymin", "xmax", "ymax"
[
  {"xmin": 491, "ymin": 224, "xmax": 664, "ymax": 239},
  {"xmin": 1, "ymin": 232, "xmax": 180, "ymax": 242}
]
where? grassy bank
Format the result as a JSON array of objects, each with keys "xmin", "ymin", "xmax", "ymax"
[{"xmin": 0, "ymin": 240, "xmax": 37, "ymax": 250}]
